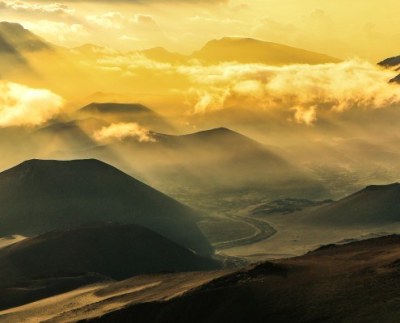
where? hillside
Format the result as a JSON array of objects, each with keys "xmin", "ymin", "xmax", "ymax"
[
  {"xmin": 88, "ymin": 127, "xmax": 324, "ymax": 197},
  {"xmin": 0, "ymin": 22, "xmax": 44, "ymax": 74},
  {"xmin": 83, "ymin": 235, "xmax": 400, "ymax": 323},
  {"xmin": 299, "ymin": 183, "xmax": 400, "ymax": 226},
  {"xmin": 0, "ymin": 22, "xmax": 50, "ymax": 52},
  {"xmin": 193, "ymin": 37, "xmax": 339, "ymax": 65},
  {"xmin": 4, "ymin": 235, "xmax": 400, "ymax": 322},
  {"xmin": 0, "ymin": 223, "xmax": 219, "ymax": 310},
  {"xmin": 0, "ymin": 159, "xmax": 212, "ymax": 255}
]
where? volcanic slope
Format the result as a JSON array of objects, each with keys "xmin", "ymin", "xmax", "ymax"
[{"xmin": 0, "ymin": 159, "xmax": 213, "ymax": 256}]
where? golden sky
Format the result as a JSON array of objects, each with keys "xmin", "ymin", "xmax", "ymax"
[{"xmin": 0, "ymin": 0, "xmax": 398, "ymax": 61}]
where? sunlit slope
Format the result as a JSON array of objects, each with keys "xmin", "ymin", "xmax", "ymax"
[
  {"xmin": 193, "ymin": 37, "xmax": 340, "ymax": 65},
  {"xmin": 299, "ymin": 183, "xmax": 400, "ymax": 226},
  {"xmin": 0, "ymin": 21, "xmax": 50, "ymax": 52},
  {"xmin": 0, "ymin": 159, "xmax": 213, "ymax": 255},
  {"xmin": 0, "ymin": 22, "xmax": 42, "ymax": 75},
  {"xmin": 0, "ymin": 22, "xmax": 91, "ymax": 97}
]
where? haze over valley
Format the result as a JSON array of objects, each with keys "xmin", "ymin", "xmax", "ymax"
[{"xmin": 1, "ymin": 1, "xmax": 400, "ymax": 322}]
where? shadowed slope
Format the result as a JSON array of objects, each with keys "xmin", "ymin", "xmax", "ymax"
[
  {"xmin": 0, "ymin": 159, "xmax": 213, "ymax": 256},
  {"xmin": 0, "ymin": 223, "xmax": 219, "ymax": 310},
  {"xmin": 85, "ymin": 235, "xmax": 400, "ymax": 323}
]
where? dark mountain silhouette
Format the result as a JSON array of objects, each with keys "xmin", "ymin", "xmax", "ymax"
[
  {"xmin": 378, "ymin": 55, "xmax": 400, "ymax": 68},
  {"xmin": 378, "ymin": 55, "xmax": 400, "ymax": 83},
  {"xmin": 0, "ymin": 159, "xmax": 212, "ymax": 256},
  {"xmin": 80, "ymin": 102, "xmax": 153, "ymax": 115},
  {"xmin": 0, "ymin": 223, "xmax": 219, "ymax": 310},
  {"xmin": 299, "ymin": 183, "xmax": 400, "ymax": 226},
  {"xmin": 84, "ymin": 235, "xmax": 400, "ymax": 323},
  {"xmin": 193, "ymin": 37, "xmax": 339, "ymax": 65},
  {"xmin": 390, "ymin": 74, "xmax": 400, "ymax": 83}
]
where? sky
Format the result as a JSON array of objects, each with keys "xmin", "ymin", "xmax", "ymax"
[{"xmin": 0, "ymin": 0, "xmax": 398, "ymax": 61}]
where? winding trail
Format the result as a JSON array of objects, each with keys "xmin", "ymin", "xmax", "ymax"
[{"xmin": 214, "ymin": 215, "xmax": 276, "ymax": 250}]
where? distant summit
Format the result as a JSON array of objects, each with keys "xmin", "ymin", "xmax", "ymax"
[
  {"xmin": 80, "ymin": 102, "xmax": 152, "ymax": 114},
  {"xmin": 193, "ymin": 37, "xmax": 339, "ymax": 65},
  {"xmin": 180, "ymin": 127, "xmax": 252, "ymax": 141},
  {"xmin": 77, "ymin": 102, "xmax": 172, "ymax": 132}
]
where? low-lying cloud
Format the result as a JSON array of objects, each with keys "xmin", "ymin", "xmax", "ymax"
[
  {"xmin": 0, "ymin": 1, "xmax": 74, "ymax": 15},
  {"xmin": 93, "ymin": 122, "xmax": 156, "ymax": 143},
  {"xmin": 87, "ymin": 50, "xmax": 400, "ymax": 125},
  {"xmin": 0, "ymin": 81, "xmax": 63, "ymax": 127},
  {"xmin": 179, "ymin": 60, "xmax": 400, "ymax": 124}
]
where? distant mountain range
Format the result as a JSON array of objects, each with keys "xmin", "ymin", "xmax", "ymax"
[
  {"xmin": 0, "ymin": 21, "xmax": 339, "ymax": 83},
  {"xmin": 192, "ymin": 37, "xmax": 339, "ymax": 65}
]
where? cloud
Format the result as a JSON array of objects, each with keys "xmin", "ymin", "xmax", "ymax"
[
  {"xmin": 32, "ymin": 0, "xmax": 227, "ymax": 3},
  {"xmin": 178, "ymin": 59, "xmax": 400, "ymax": 124},
  {"xmin": 93, "ymin": 122, "xmax": 156, "ymax": 143},
  {"xmin": 87, "ymin": 12, "xmax": 125, "ymax": 29},
  {"xmin": 0, "ymin": 81, "xmax": 63, "ymax": 127},
  {"xmin": 23, "ymin": 20, "xmax": 89, "ymax": 44},
  {"xmin": 0, "ymin": 1, "xmax": 74, "ymax": 15}
]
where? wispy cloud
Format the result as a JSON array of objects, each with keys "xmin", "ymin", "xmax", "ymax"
[{"xmin": 93, "ymin": 122, "xmax": 156, "ymax": 143}]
